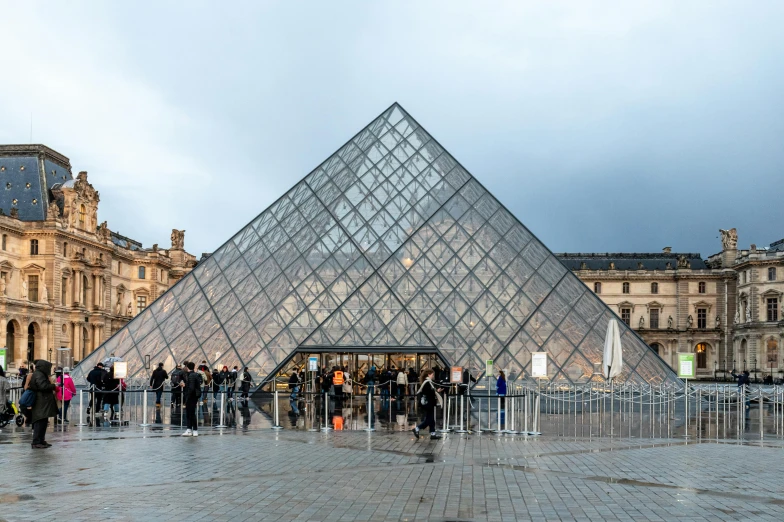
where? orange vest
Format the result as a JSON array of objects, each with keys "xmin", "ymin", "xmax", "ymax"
[{"xmin": 333, "ymin": 371, "xmax": 344, "ymax": 385}]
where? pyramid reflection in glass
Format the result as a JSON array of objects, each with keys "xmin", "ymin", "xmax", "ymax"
[{"xmin": 72, "ymin": 104, "xmax": 678, "ymax": 386}]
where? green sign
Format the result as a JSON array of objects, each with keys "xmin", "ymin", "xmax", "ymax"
[
  {"xmin": 485, "ymin": 359, "xmax": 493, "ymax": 376},
  {"xmin": 678, "ymin": 353, "xmax": 696, "ymax": 379},
  {"xmin": 0, "ymin": 348, "xmax": 5, "ymax": 371}
]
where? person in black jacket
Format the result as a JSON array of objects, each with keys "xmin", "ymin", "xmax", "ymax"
[
  {"xmin": 28, "ymin": 360, "xmax": 58, "ymax": 448},
  {"xmin": 412, "ymin": 368, "xmax": 443, "ymax": 440},
  {"xmin": 181, "ymin": 362, "xmax": 202, "ymax": 436},
  {"xmin": 150, "ymin": 363, "xmax": 168, "ymax": 407},
  {"xmin": 288, "ymin": 369, "xmax": 301, "ymax": 415},
  {"xmin": 86, "ymin": 362, "xmax": 106, "ymax": 414}
]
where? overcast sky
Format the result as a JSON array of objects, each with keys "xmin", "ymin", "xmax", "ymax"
[{"xmin": 1, "ymin": 1, "xmax": 782, "ymax": 258}]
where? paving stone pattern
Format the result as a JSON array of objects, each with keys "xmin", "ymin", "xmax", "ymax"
[{"xmin": 1, "ymin": 427, "xmax": 783, "ymax": 521}]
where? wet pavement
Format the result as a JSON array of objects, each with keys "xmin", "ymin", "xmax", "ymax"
[{"xmin": 2, "ymin": 408, "xmax": 784, "ymax": 521}]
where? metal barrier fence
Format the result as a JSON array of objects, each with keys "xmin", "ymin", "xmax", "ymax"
[{"xmin": 6, "ymin": 379, "xmax": 784, "ymax": 441}]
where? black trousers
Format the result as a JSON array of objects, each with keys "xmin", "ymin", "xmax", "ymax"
[
  {"xmin": 32, "ymin": 418, "xmax": 48, "ymax": 445},
  {"xmin": 417, "ymin": 406, "xmax": 436, "ymax": 433},
  {"xmin": 185, "ymin": 398, "xmax": 198, "ymax": 431}
]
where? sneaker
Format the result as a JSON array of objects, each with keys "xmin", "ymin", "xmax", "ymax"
[
  {"xmin": 412, "ymin": 427, "xmax": 420, "ymax": 439},
  {"xmin": 32, "ymin": 444, "xmax": 47, "ymax": 449},
  {"xmin": 42, "ymin": 442, "xmax": 52, "ymax": 447},
  {"xmin": 429, "ymin": 433, "xmax": 442, "ymax": 440},
  {"xmin": 182, "ymin": 429, "xmax": 193, "ymax": 437},
  {"xmin": 192, "ymin": 431, "xmax": 199, "ymax": 437}
]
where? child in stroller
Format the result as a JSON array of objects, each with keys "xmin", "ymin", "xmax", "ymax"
[{"xmin": 0, "ymin": 400, "xmax": 24, "ymax": 427}]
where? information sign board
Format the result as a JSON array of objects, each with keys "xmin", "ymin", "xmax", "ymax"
[
  {"xmin": 531, "ymin": 352, "xmax": 548, "ymax": 378},
  {"xmin": 450, "ymin": 366, "xmax": 462, "ymax": 383},
  {"xmin": 678, "ymin": 353, "xmax": 696, "ymax": 379}
]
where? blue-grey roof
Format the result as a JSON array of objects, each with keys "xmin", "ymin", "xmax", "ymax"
[
  {"xmin": 769, "ymin": 238, "xmax": 784, "ymax": 253},
  {"xmin": 0, "ymin": 145, "xmax": 72, "ymax": 221},
  {"xmin": 111, "ymin": 232, "xmax": 142, "ymax": 251},
  {"xmin": 556, "ymin": 252, "xmax": 708, "ymax": 271}
]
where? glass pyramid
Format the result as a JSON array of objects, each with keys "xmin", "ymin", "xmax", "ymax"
[{"xmin": 72, "ymin": 103, "xmax": 679, "ymax": 386}]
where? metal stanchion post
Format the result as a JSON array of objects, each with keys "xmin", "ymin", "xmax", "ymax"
[
  {"xmin": 76, "ymin": 390, "xmax": 87, "ymax": 427},
  {"xmin": 272, "ymin": 389, "xmax": 283, "ymax": 430},
  {"xmin": 321, "ymin": 391, "xmax": 331, "ymax": 432},
  {"xmin": 140, "ymin": 389, "xmax": 150, "ymax": 427},
  {"xmin": 530, "ymin": 389, "xmax": 541, "ymax": 436},
  {"xmin": 364, "ymin": 390, "xmax": 375, "ymax": 432},
  {"xmin": 455, "ymin": 394, "xmax": 467, "ymax": 433},
  {"xmin": 217, "ymin": 391, "xmax": 227, "ymax": 428}
]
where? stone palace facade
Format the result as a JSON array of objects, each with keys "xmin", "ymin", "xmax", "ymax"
[
  {"xmin": 557, "ymin": 229, "xmax": 784, "ymax": 380},
  {"xmin": 0, "ymin": 145, "xmax": 196, "ymax": 370}
]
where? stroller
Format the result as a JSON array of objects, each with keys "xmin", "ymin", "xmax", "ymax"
[{"xmin": 0, "ymin": 401, "xmax": 25, "ymax": 427}]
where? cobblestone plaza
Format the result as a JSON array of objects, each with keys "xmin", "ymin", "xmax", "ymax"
[{"xmin": 1, "ymin": 424, "xmax": 783, "ymax": 521}]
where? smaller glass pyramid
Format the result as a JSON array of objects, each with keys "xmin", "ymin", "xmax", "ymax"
[{"xmin": 72, "ymin": 104, "xmax": 679, "ymax": 387}]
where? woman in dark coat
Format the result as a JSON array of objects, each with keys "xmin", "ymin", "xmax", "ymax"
[
  {"xmin": 102, "ymin": 366, "xmax": 121, "ymax": 418},
  {"xmin": 28, "ymin": 360, "xmax": 58, "ymax": 448},
  {"xmin": 412, "ymin": 368, "xmax": 443, "ymax": 440}
]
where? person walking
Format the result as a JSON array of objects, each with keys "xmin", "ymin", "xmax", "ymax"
[
  {"xmin": 55, "ymin": 367, "xmax": 76, "ymax": 423},
  {"xmin": 28, "ymin": 360, "xmax": 58, "ymax": 449},
  {"xmin": 86, "ymin": 362, "xmax": 106, "ymax": 415},
  {"xmin": 412, "ymin": 369, "xmax": 443, "ymax": 440},
  {"xmin": 181, "ymin": 362, "xmax": 202, "ymax": 436},
  {"xmin": 169, "ymin": 364, "xmax": 185, "ymax": 409},
  {"xmin": 150, "ymin": 363, "xmax": 168, "ymax": 407}
]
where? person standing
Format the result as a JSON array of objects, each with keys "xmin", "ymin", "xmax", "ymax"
[
  {"xmin": 219, "ymin": 366, "xmax": 230, "ymax": 402},
  {"xmin": 239, "ymin": 367, "xmax": 253, "ymax": 402},
  {"xmin": 169, "ymin": 364, "xmax": 184, "ymax": 409},
  {"xmin": 412, "ymin": 369, "xmax": 443, "ymax": 440},
  {"xmin": 181, "ymin": 362, "xmax": 202, "ymax": 437},
  {"xmin": 0, "ymin": 367, "xmax": 9, "ymax": 416},
  {"xmin": 27, "ymin": 360, "xmax": 58, "ymax": 449},
  {"xmin": 150, "ymin": 363, "xmax": 168, "ymax": 407},
  {"xmin": 86, "ymin": 362, "xmax": 106, "ymax": 415},
  {"xmin": 55, "ymin": 367, "xmax": 76, "ymax": 423},
  {"xmin": 396, "ymin": 367, "xmax": 409, "ymax": 400},
  {"xmin": 496, "ymin": 370, "xmax": 507, "ymax": 426},
  {"xmin": 288, "ymin": 369, "xmax": 301, "ymax": 415},
  {"xmin": 102, "ymin": 366, "xmax": 121, "ymax": 420}
]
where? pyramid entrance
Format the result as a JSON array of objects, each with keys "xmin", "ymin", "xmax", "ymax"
[{"xmin": 72, "ymin": 103, "xmax": 678, "ymax": 388}]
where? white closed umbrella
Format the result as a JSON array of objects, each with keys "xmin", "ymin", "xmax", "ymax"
[{"xmin": 603, "ymin": 319, "xmax": 623, "ymax": 381}]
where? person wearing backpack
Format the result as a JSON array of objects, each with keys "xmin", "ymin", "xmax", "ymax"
[
  {"xmin": 181, "ymin": 361, "xmax": 202, "ymax": 437},
  {"xmin": 412, "ymin": 368, "xmax": 443, "ymax": 440},
  {"xmin": 169, "ymin": 364, "xmax": 184, "ymax": 409},
  {"xmin": 288, "ymin": 369, "xmax": 301, "ymax": 415},
  {"xmin": 27, "ymin": 360, "xmax": 58, "ymax": 449}
]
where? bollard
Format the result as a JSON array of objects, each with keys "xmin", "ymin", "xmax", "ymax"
[
  {"xmin": 140, "ymin": 389, "xmax": 151, "ymax": 427},
  {"xmin": 76, "ymin": 390, "xmax": 87, "ymax": 427},
  {"xmin": 216, "ymin": 391, "xmax": 227, "ymax": 428},
  {"xmin": 364, "ymin": 391, "xmax": 375, "ymax": 432}
]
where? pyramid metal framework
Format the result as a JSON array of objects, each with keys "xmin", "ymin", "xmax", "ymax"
[{"xmin": 72, "ymin": 104, "xmax": 679, "ymax": 386}]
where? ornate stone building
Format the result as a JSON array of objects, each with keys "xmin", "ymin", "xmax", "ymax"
[
  {"xmin": 0, "ymin": 145, "xmax": 196, "ymax": 370},
  {"xmin": 557, "ymin": 229, "xmax": 784, "ymax": 380}
]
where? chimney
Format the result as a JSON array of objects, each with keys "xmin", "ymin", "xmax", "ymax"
[{"xmin": 662, "ymin": 247, "xmax": 672, "ymax": 254}]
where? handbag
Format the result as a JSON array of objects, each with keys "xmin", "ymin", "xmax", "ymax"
[{"xmin": 19, "ymin": 389, "xmax": 36, "ymax": 409}]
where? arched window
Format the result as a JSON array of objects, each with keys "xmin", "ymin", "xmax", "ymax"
[
  {"xmin": 650, "ymin": 343, "xmax": 661, "ymax": 355},
  {"xmin": 6, "ymin": 321, "xmax": 15, "ymax": 362},
  {"xmin": 769, "ymin": 267, "xmax": 777, "ymax": 281},
  {"xmin": 698, "ymin": 281, "xmax": 706, "ymax": 294},
  {"xmin": 27, "ymin": 323, "xmax": 39, "ymax": 363},
  {"xmin": 63, "ymin": 242, "xmax": 68, "ymax": 257},
  {"xmin": 82, "ymin": 327, "xmax": 90, "ymax": 360},
  {"xmin": 651, "ymin": 282, "xmax": 658, "ymax": 294},
  {"xmin": 30, "ymin": 239, "xmax": 38, "ymax": 255},
  {"xmin": 695, "ymin": 343, "xmax": 708, "ymax": 369},
  {"xmin": 767, "ymin": 339, "xmax": 778, "ymax": 369},
  {"xmin": 622, "ymin": 282, "xmax": 630, "ymax": 294},
  {"xmin": 79, "ymin": 204, "xmax": 86, "ymax": 224},
  {"xmin": 593, "ymin": 282, "xmax": 601, "ymax": 294},
  {"xmin": 138, "ymin": 266, "xmax": 146, "ymax": 279}
]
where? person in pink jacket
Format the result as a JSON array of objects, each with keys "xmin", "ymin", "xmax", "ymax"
[{"xmin": 55, "ymin": 367, "xmax": 77, "ymax": 423}]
